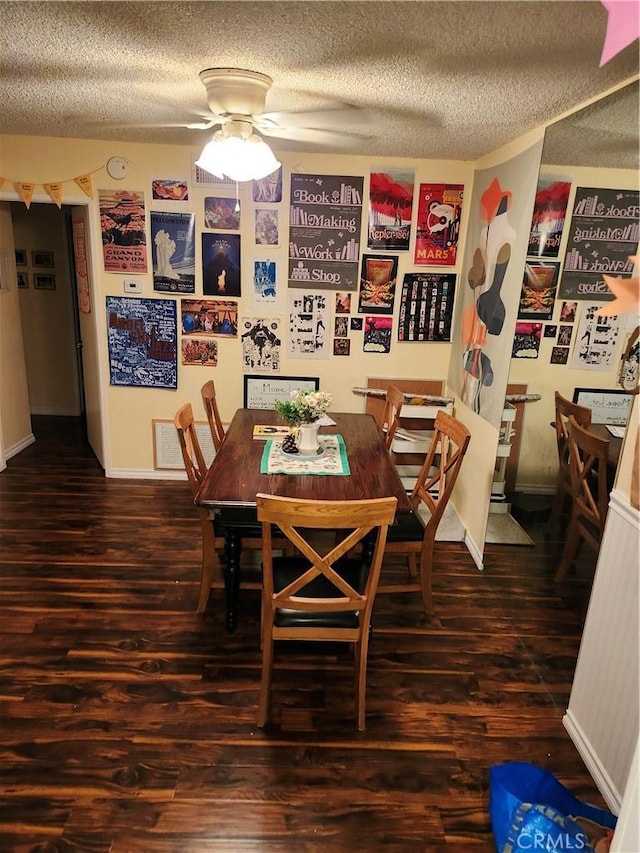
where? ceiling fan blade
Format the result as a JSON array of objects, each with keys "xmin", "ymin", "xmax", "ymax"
[
  {"xmin": 259, "ymin": 124, "xmax": 372, "ymax": 146},
  {"xmin": 258, "ymin": 106, "xmax": 376, "ymax": 132}
]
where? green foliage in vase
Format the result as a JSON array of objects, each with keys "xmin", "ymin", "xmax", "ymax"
[{"xmin": 274, "ymin": 389, "xmax": 332, "ymax": 426}]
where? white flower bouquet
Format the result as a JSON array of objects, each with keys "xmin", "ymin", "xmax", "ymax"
[{"xmin": 274, "ymin": 389, "xmax": 332, "ymax": 426}]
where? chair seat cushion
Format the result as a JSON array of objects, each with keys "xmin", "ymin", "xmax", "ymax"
[
  {"xmin": 385, "ymin": 510, "xmax": 425, "ymax": 543},
  {"xmin": 272, "ymin": 556, "xmax": 367, "ymax": 629}
]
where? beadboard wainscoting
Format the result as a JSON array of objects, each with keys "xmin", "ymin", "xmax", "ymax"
[{"xmin": 563, "ymin": 488, "xmax": 640, "ymax": 813}]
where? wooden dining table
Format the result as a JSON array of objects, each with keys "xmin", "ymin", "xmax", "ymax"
[{"xmin": 195, "ymin": 408, "xmax": 412, "ymax": 633}]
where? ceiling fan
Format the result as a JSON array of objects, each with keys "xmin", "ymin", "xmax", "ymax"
[{"xmin": 141, "ymin": 67, "xmax": 375, "ymax": 146}]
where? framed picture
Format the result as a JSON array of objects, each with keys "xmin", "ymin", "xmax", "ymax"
[
  {"xmin": 17, "ymin": 272, "xmax": 29, "ymax": 288},
  {"xmin": 34, "ymin": 274, "xmax": 56, "ymax": 290},
  {"xmin": 15, "ymin": 249, "xmax": 27, "ymax": 266},
  {"xmin": 572, "ymin": 387, "xmax": 634, "ymax": 425},
  {"xmin": 244, "ymin": 375, "xmax": 319, "ymax": 409},
  {"xmin": 32, "ymin": 250, "xmax": 54, "ymax": 268}
]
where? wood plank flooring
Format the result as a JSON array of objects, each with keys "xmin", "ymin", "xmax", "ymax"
[{"xmin": 0, "ymin": 416, "xmax": 609, "ymax": 851}]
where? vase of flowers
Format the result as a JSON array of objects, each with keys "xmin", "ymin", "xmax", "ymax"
[{"xmin": 274, "ymin": 389, "xmax": 332, "ymax": 455}]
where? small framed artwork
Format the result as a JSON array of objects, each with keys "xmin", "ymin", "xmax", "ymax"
[
  {"xmin": 32, "ymin": 250, "xmax": 54, "ymax": 268},
  {"xmin": 333, "ymin": 338, "xmax": 351, "ymax": 356},
  {"xmin": 544, "ymin": 325, "xmax": 557, "ymax": 338},
  {"xmin": 15, "ymin": 249, "xmax": 27, "ymax": 266},
  {"xmin": 17, "ymin": 272, "xmax": 29, "ymax": 288},
  {"xmin": 550, "ymin": 346, "xmax": 569, "ymax": 365},
  {"xmin": 34, "ymin": 274, "xmax": 56, "ymax": 290}
]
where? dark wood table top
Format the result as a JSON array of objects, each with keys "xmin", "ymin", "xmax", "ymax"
[
  {"xmin": 195, "ymin": 409, "xmax": 412, "ymax": 513},
  {"xmin": 590, "ymin": 423, "xmax": 623, "ymax": 470}
]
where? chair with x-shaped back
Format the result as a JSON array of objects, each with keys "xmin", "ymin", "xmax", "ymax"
[
  {"xmin": 554, "ymin": 416, "xmax": 609, "ymax": 581},
  {"xmin": 256, "ymin": 493, "xmax": 397, "ymax": 731},
  {"xmin": 379, "ymin": 385, "xmax": 405, "ymax": 450},
  {"xmin": 175, "ymin": 402, "xmax": 268, "ymax": 614},
  {"xmin": 380, "ymin": 409, "xmax": 470, "ymax": 615},
  {"xmin": 549, "ymin": 391, "xmax": 592, "ymax": 526}
]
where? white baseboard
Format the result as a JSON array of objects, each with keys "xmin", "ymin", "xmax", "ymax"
[
  {"xmin": 5, "ymin": 432, "xmax": 35, "ymax": 459},
  {"xmin": 106, "ymin": 467, "xmax": 187, "ymax": 481},
  {"xmin": 464, "ymin": 529, "xmax": 484, "ymax": 571},
  {"xmin": 563, "ymin": 709, "xmax": 622, "ymax": 814}
]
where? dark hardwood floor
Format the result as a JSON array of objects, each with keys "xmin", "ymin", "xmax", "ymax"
[{"xmin": 0, "ymin": 416, "xmax": 608, "ymax": 851}]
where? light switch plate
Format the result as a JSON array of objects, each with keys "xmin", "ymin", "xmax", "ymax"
[{"xmin": 123, "ymin": 279, "xmax": 142, "ymax": 294}]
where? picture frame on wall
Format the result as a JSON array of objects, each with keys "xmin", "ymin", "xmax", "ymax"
[
  {"xmin": 17, "ymin": 272, "xmax": 29, "ymax": 288},
  {"xmin": 32, "ymin": 250, "xmax": 54, "ymax": 268},
  {"xmin": 243, "ymin": 375, "xmax": 319, "ymax": 409},
  {"xmin": 34, "ymin": 274, "xmax": 56, "ymax": 290},
  {"xmin": 15, "ymin": 249, "xmax": 27, "ymax": 266}
]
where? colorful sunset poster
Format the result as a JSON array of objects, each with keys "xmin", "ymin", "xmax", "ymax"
[
  {"xmin": 414, "ymin": 183, "xmax": 463, "ymax": 266},
  {"xmin": 367, "ymin": 168, "xmax": 414, "ymax": 250},
  {"xmin": 527, "ymin": 175, "xmax": 572, "ymax": 257}
]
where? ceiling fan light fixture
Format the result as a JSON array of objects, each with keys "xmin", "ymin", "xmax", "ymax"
[{"xmin": 195, "ymin": 129, "xmax": 280, "ymax": 182}]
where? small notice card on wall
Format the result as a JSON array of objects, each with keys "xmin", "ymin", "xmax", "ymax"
[{"xmin": 152, "ymin": 420, "xmax": 215, "ymax": 470}]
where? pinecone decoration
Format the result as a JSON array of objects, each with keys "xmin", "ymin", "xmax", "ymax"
[{"xmin": 281, "ymin": 433, "xmax": 298, "ymax": 454}]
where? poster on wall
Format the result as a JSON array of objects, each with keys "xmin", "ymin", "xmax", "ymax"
[
  {"xmin": 181, "ymin": 338, "xmax": 218, "ymax": 366},
  {"xmin": 253, "ymin": 167, "xmax": 283, "ymax": 203},
  {"xmin": 99, "ymin": 190, "xmax": 147, "ymax": 273},
  {"xmin": 204, "ymin": 196, "xmax": 240, "ymax": 230},
  {"xmin": 287, "ymin": 291, "xmax": 330, "ymax": 358},
  {"xmin": 253, "ymin": 260, "xmax": 277, "ymax": 301},
  {"xmin": 517, "ymin": 260, "xmax": 559, "ymax": 320},
  {"xmin": 241, "ymin": 316, "xmax": 282, "ymax": 373},
  {"xmin": 559, "ymin": 186, "xmax": 639, "ymax": 300},
  {"xmin": 570, "ymin": 302, "xmax": 622, "ymax": 371},
  {"xmin": 150, "ymin": 210, "xmax": 195, "ymax": 293},
  {"xmin": 255, "ymin": 208, "xmax": 279, "ymax": 245},
  {"xmin": 151, "ymin": 178, "xmax": 189, "ymax": 201},
  {"xmin": 527, "ymin": 176, "xmax": 572, "ymax": 257},
  {"xmin": 288, "ymin": 173, "xmax": 363, "ymax": 291},
  {"xmin": 397, "ymin": 272, "xmax": 456, "ymax": 342},
  {"xmin": 181, "ymin": 298, "xmax": 238, "ymax": 338},
  {"xmin": 511, "ymin": 322, "xmax": 543, "ymax": 359},
  {"xmin": 106, "ymin": 296, "xmax": 177, "ymax": 389},
  {"xmin": 363, "ymin": 315, "xmax": 393, "ymax": 353},
  {"xmin": 358, "ymin": 254, "xmax": 398, "ymax": 314},
  {"xmin": 367, "ymin": 168, "xmax": 414, "ymax": 251},
  {"xmin": 202, "ymin": 232, "xmax": 241, "ymax": 297},
  {"xmin": 414, "ymin": 183, "xmax": 463, "ymax": 266}
]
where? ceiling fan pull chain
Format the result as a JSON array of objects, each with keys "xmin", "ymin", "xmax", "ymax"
[{"xmin": 235, "ymin": 182, "xmax": 240, "ymax": 212}]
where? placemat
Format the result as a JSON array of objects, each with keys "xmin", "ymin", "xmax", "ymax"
[{"xmin": 261, "ymin": 434, "xmax": 350, "ymax": 476}]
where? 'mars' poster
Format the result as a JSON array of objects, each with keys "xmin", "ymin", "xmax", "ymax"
[
  {"xmin": 288, "ymin": 173, "xmax": 363, "ymax": 291},
  {"xmin": 414, "ymin": 183, "xmax": 463, "ymax": 266}
]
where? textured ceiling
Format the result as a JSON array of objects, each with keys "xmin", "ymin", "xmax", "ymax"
[{"xmin": 0, "ymin": 1, "xmax": 638, "ymax": 168}]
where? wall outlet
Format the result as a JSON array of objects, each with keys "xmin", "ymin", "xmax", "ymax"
[{"xmin": 123, "ymin": 279, "xmax": 142, "ymax": 294}]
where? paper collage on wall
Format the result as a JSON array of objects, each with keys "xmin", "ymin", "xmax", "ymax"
[
  {"xmin": 202, "ymin": 233, "xmax": 241, "ymax": 297},
  {"xmin": 414, "ymin": 183, "xmax": 463, "ymax": 266},
  {"xmin": 559, "ymin": 187, "xmax": 639, "ymax": 301},
  {"xmin": 397, "ymin": 272, "xmax": 456, "ymax": 342},
  {"xmin": 255, "ymin": 209, "xmax": 279, "ymax": 245},
  {"xmin": 570, "ymin": 303, "xmax": 622, "ymax": 371},
  {"xmin": 180, "ymin": 298, "xmax": 238, "ymax": 338},
  {"xmin": 527, "ymin": 176, "xmax": 571, "ymax": 258},
  {"xmin": 99, "ymin": 190, "xmax": 147, "ymax": 273},
  {"xmin": 289, "ymin": 173, "xmax": 363, "ymax": 291},
  {"xmin": 287, "ymin": 292, "xmax": 330, "ymax": 358},
  {"xmin": 367, "ymin": 169, "xmax": 414, "ymax": 251},
  {"xmin": 150, "ymin": 210, "xmax": 195, "ymax": 294},
  {"xmin": 358, "ymin": 254, "xmax": 398, "ymax": 314},
  {"xmin": 241, "ymin": 316, "xmax": 282, "ymax": 372},
  {"xmin": 106, "ymin": 296, "xmax": 177, "ymax": 388},
  {"xmin": 204, "ymin": 196, "xmax": 240, "ymax": 230}
]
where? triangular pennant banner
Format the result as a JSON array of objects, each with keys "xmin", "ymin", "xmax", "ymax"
[
  {"xmin": 44, "ymin": 182, "xmax": 64, "ymax": 209},
  {"xmin": 15, "ymin": 182, "xmax": 35, "ymax": 209},
  {"xmin": 74, "ymin": 173, "xmax": 94, "ymax": 199}
]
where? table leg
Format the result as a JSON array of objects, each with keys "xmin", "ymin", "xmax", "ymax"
[{"xmin": 223, "ymin": 527, "xmax": 242, "ymax": 633}]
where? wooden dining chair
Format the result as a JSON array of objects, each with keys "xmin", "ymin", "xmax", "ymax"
[
  {"xmin": 174, "ymin": 402, "xmax": 264, "ymax": 614},
  {"xmin": 554, "ymin": 416, "xmax": 610, "ymax": 581},
  {"xmin": 201, "ymin": 379, "xmax": 225, "ymax": 451},
  {"xmin": 256, "ymin": 493, "xmax": 397, "ymax": 731},
  {"xmin": 549, "ymin": 391, "xmax": 592, "ymax": 526},
  {"xmin": 379, "ymin": 385, "xmax": 405, "ymax": 449},
  {"xmin": 380, "ymin": 410, "xmax": 471, "ymax": 615}
]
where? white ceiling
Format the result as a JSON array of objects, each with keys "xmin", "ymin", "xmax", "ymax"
[{"xmin": 0, "ymin": 1, "xmax": 638, "ymax": 168}]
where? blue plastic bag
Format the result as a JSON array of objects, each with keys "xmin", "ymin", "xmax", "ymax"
[{"xmin": 490, "ymin": 762, "xmax": 616, "ymax": 853}]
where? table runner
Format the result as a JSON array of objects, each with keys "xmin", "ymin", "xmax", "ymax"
[{"xmin": 261, "ymin": 434, "xmax": 350, "ymax": 476}]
